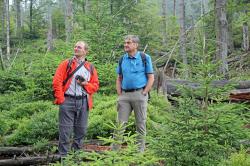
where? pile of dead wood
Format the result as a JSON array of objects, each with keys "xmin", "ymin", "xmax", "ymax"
[
  {"xmin": 0, "ymin": 140, "xmax": 110, "ymax": 166},
  {"xmin": 162, "ymin": 79, "xmax": 250, "ymax": 102},
  {"xmin": 0, "ymin": 147, "xmax": 60, "ymax": 166}
]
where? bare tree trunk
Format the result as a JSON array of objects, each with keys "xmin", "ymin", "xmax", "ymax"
[
  {"xmin": 29, "ymin": 0, "xmax": 33, "ymax": 36},
  {"xmin": 179, "ymin": 0, "xmax": 188, "ymax": 78},
  {"xmin": 64, "ymin": 0, "xmax": 73, "ymax": 43},
  {"xmin": 227, "ymin": 15, "xmax": 234, "ymax": 53},
  {"xmin": 243, "ymin": 22, "xmax": 249, "ymax": 52},
  {"xmin": 173, "ymin": 0, "xmax": 176, "ymax": 16},
  {"xmin": 0, "ymin": 44, "xmax": 4, "ymax": 70},
  {"xmin": 15, "ymin": 0, "xmax": 22, "ymax": 38},
  {"xmin": 47, "ymin": 2, "xmax": 53, "ymax": 51},
  {"xmin": 5, "ymin": 0, "xmax": 10, "ymax": 62},
  {"xmin": 84, "ymin": 0, "xmax": 90, "ymax": 14},
  {"xmin": 215, "ymin": 0, "xmax": 228, "ymax": 77},
  {"xmin": 162, "ymin": 0, "xmax": 167, "ymax": 47},
  {"xmin": 1, "ymin": 1, "xmax": 5, "ymax": 43}
]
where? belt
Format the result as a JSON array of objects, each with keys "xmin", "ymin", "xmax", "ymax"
[
  {"xmin": 64, "ymin": 94, "xmax": 85, "ymax": 100},
  {"xmin": 122, "ymin": 87, "xmax": 144, "ymax": 93}
]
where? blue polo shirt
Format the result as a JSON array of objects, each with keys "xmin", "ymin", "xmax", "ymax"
[{"xmin": 116, "ymin": 51, "xmax": 154, "ymax": 90}]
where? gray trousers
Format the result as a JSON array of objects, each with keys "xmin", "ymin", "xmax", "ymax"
[
  {"xmin": 58, "ymin": 96, "xmax": 89, "ymax": 156},
  {"xmin": 116, "ymin": 89, "xmax": 148, "ymax": 152}
]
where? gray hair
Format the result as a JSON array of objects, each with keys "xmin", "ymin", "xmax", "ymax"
[
  {"xmin": 76, "ymin": 41, "xmax": 89, "ymax": 50},
  {"xmin": 124, "ymin": 35, "xmax": 140, "ymax": 43}
]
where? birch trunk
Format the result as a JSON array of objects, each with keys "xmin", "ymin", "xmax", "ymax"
[{"xmin": 243, "ymin": 22, "xmax": 249, "ymax": 52}]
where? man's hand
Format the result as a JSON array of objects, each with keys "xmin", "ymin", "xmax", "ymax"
[
  {"xmin": 81, "ymin": 81, "xmax": 88, "ymax": 86},
  {"xmin": 142, "ymin": 91, "xmax": 147, "ymax": 96}
]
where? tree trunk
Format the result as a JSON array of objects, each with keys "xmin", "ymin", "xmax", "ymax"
[
  {"xmin": 215, "ymin": 0, "xmax": 228, "ymax": 77},
  {"xmin": 179, "ymin": 0, "xmax": 188, "ymax": 78},
  {"xmin": 162, "ymin": 0, "xmax": 167, "ymax": 48},
  {"xmin": 0, "ymin": 44, "xmax": 4, "ymax": 70},
  {"xmin": 0, "ymin": 147, "xmax": 33, "ymax": 155},
  {"xmin": 15, "ymin": 0, "xmax": 22, "ymax": 38},
  {"xmin": 0, "ymin": 155, "xmax": 61, "ymax": 166},
  {"xmin": 47, "ymin": 2, "xmax": 53, "ymax": 51},
  {"xmin": 29, "ymin": 0, "xmax": 33, "ymax": 36},
  {"xmin": 5, "ymin": 0, "xmax": 10, "ymax": 62},
  {"xmin": 243, "ymin": 22, "xmax": 249, "ymax": 52},
  {"xmin": 173, "ymin": 0, "xmax": 176, "ymax": 16},
  {"xmin": 84, "ymin": 0, "xmax": 90, "ymax": 14},
  {"xmin": 1, "ymin": 1, "xmax": 5, "ymax": 43},
  {"xmin": 110, "ymin": 0, "xmax": 113, "ymax": 14},
  {"xmin": 163, "ymin": 79, "xmax": 250, "ymax": 101},
  {"xmin": 64, "ymin": 0, "xmax": 73, "ymax": 43}
]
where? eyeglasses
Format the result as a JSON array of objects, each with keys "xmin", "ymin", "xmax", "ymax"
[
  {"xmin": 74, "ymin": 45, "xmax": 83, "ymax": 49},
  {"xmin": 124, "ymin": 41, "xmax": 135, "ymax": 45}
]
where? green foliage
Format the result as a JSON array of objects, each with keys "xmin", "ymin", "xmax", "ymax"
[
  {"xmin": 32, "ymin": 138, "xmax": 50, "ymax": 152},
  {"xmin": 219, "ymin": 146, "xmax": 250, "ymax": 166},
  {"xmin": 52, "ymin": 122, "xmax": 162, "ymax": 166},
  {"xmin": 95, "ymin": 63, "xmax": 117, "ymax": 94},
  {"xmin": 6, "ymin": 107, "xmax": 58, "ymax": 145},
  {"xmin": 0, "ymin": 90, "xmax": 35, "ymax": 111},
  {"xmin": 9, "ymin": 101, "xmax": 53, "ymax": 119},
  {"xmin": 0, "ymin": 72, "xmax": 26, "ymax": 94},
  {"xmin": 148, "ymin": 37, "xmax": 250, "ymax": 165}
]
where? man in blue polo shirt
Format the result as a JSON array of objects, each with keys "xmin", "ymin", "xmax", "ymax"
[{"xmin": 115, "ymin": 35, "xmax": 154, "ymax": 152}]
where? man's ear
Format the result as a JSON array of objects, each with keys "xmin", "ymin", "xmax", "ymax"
[{"xmin": 135, "ymin": 43, "xmax": 139, "ymax": 48}]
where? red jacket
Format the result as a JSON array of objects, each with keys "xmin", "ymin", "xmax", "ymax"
[{"xmin": 52, "ymin": 58, "xmax": 99, "ymax": 110}]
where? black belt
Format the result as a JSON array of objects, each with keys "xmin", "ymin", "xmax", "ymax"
[
  {"xmin": 122, "ymin": 87, "xmax": 144, "ymax": 93},
  {"xmin": 64, "ymin": 94, "xmax": 86, "ymax": 100}
]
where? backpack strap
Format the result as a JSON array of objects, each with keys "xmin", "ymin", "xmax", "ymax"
[
  {"xmin": 66, "ymin": 57, "xmax": 74, "ymax": 73},
  {"xmin": 63, "ymin": 57, "xmax": 94, "ymax": 86},
  {"xmin": 89, "ymin": 63, "xmax": 94, "ymax": 75},
  {"xmin": 118, "ymin": 56, "xmax": 124, "ymax": 76},
  {"xmin": 140, "ymin": 52, "xmax": 147, "ymax": 68},
  {"xmin": 63, "ymin": 61, "xmax": 85, "ymax": 86}
]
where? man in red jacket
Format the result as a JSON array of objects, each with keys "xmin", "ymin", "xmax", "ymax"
[{"xmin": 52, "ymin": 41, "xmax": 99, "ymax": 156}]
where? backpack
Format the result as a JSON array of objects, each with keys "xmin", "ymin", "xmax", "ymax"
[
  {"xmin": 118, "ymin": 52, "xmax": 151, "ymax": 100},
  {"xmin": 63, "ymin": 57, "xmax": 94, "ymax": 86}
]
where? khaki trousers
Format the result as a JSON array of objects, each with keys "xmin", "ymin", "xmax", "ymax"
[{"xmin": 117, "ymin": 89, "xmax": 148, "ymax": 152}]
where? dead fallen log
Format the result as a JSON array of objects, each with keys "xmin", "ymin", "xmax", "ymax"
[
  {"xmin": 230, "ymin": 89, "xmax": 250, "ymax": 101},
  {"xmin": 0, "ymin": 155, "xmax": 60, "ymax": 166},
  {"xmin": 0, "ymin": 147, "xmax": 33, "ymax": 155},
  {"xmin": 163, "ymin": 79, "xmax": 250, "ymax": 101}
]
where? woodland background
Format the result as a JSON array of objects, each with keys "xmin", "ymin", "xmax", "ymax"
[{"xmin": 0, "ymin": 0, "xmax": 249, "ymax": 165}]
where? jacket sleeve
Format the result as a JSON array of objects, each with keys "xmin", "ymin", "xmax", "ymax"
[
  {"xmin": 84, "ymin": 66, "xmax": 99, "ymax": 95},
  {"xmin": 52, "ymin": 61, "xmax": 67, "ymax": 105}
]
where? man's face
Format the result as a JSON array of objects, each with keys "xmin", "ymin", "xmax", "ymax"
[
  {"xmin": 74, "ymin": 42, "xmax": 88, "ymax": 57},
  {"xmin": 124, "ymin": 39, "xmax": 138, "ymax": 53}
]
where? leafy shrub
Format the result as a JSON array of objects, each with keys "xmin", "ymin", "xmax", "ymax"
[
  {"xmin": 9, "ymin": 101, "xmax": 53, "ymax": 119},
  {"xmin": 52, "ymin": 123, "xmax": 162, "ymax": 166},
  {"xmin": 149, "ymin": 99, "xmax": 250, "ymax": 166},
  {"xmin": 219, "ymin": 147, "xmax": 250, "ymax": 166},
  {"xmin": 95, "ymin": 63, "xmax": 117, "ymax": 94},
  {"xmin": 0, "ymin": 72, "xmax": 26, "ymax": 94},
  {"xmin": 6, "ymin": 107, "xmax": 58, "ymax": 145},
  {"xmin": 0, "ymin": 90, "xmax": 36, "ymax": 111}
]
